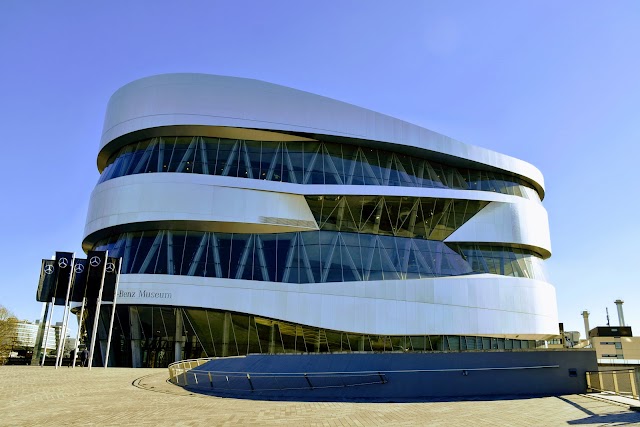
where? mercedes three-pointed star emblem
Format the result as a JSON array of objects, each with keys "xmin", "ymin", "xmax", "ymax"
[
  {"xmin": 58, "ymin": 258, "xmax": 69, "ymax": 268},
  {"xmin": 44, "ymin": 264, "xmax": 55, "ymax": 275},
  {"xmin": 90, "ymin": 256, "xmax": 101, "ymax": 267},
  {"xmin": 75, "ymin": 263, "xmax": 85, "ymax": 274},
  {"xmin": 106, "ymin": 262, "xmax": 115, "ymax": 273}
]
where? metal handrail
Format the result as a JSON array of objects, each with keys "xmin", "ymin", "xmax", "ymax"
[
  {"xmin": 586, "ymin": 369, "xmax": 639, "ymax": 400},
  {"xmin": 168, "ymin": 356, "xmax": 560, "ymax": 392}
]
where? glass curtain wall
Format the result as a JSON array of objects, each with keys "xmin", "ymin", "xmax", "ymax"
[
  {"xmin": 94, "ymin": 230, "xmax": 548, "ymax": 283},
  {"xmin": 98, "ymin": 137, "xmax": 541, "ymax": 201},
  {"xmin": 90, "ymin": 305, "xmax": 538, "ymax": 368}
]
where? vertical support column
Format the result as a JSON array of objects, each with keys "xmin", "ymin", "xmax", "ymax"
[
  {"xmin": 129, "ymin": 307, "xmax": 142, "ymax": 368},
  {"xmin": 612, "ymin": 372, "xmax": 620, "ymax": 394},
  {"xmin": 222, "ymin": 312, "xmax": 231, "ymax": 357},
  {"xmin": 359, "ymin": 335, "xmax": 365, "ymax": 352},
  {"xmin": 598, "ymin": 371, "xmax": 604, "ymax": 392},
  {"xmin": 628, "ymin": 370, "xmax": 638, "ymax": 399},
  {"xmin": 268, "ymin": 324, "xmax": 276, "ymax": 354},
  {"xmin": 174, "ymin": 309, "xmax": 183, "ymax": 362}
]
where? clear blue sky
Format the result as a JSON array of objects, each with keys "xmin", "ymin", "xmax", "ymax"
[{"xmin": 1, "ymin": 1, "xmax": 638, "ymax": 337}]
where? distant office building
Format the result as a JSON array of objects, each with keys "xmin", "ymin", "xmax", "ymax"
[
  {"xmin": 589, "ymin": 326, "xmax": 640, "ymax": 367},
  {"xmin": 82, "ymin": 74, "xmax": 557, "ymax": 367},
  {"xmin": 13, "ymin": 321, "xmax": 56, "ymax": 350}
]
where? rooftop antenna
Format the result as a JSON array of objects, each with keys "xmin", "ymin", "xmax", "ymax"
[{"xmin": 606, "ymin": 307, "xmax": 610, "ymax": 326}]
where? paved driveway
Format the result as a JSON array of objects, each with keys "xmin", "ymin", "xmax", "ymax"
[{"xmin": 0, "ymin": 366, "xmax": 639, "ymax": 426}]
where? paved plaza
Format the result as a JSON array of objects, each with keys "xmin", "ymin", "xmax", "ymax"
[{"xmin": 0, "ymin": 366, "xmax": 639, "ymax": 426}]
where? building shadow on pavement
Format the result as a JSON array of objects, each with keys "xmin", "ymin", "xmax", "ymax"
[{"xmin": 557, "ymin": 396, "xmax": 640, "ymax": 425}]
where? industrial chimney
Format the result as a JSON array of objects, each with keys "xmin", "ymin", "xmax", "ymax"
[
  {"xmin": 614, "ymin": 299, "xmax": 625, "ymax": 327},
  {"xmin": 581, "ymin": 310, "xmax": 590, "ymax": 339}
]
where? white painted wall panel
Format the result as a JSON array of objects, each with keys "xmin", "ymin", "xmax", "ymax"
[
  {"xmin": 445, "ymin": 200, "xmax": 552, "ymax": 257},
  {"xmin": 111, "ymin": 273, "xmax": 559, "ymax": 339},
  {"xmin": 84, "ymin": 174, "xmax": 319, "ymax": 241}
]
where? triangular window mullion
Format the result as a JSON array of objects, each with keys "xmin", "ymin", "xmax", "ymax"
[
  {"xmin": 281, "ymin": 233, "xmax": 298, "ymax": 283},
  {"xmin": 411, "ymin": 240, "xmax": 435, "ymax": 276},
  {"xmin": 345, "ymin": 149, "xmax": 359, "ymax": 185},
  {"xmin": 360, "ymin": 148, "xmax": 381, "ymax": 185},
  {"xmin": 221, "ymin": 140, "xmax": 240, "ymax": 176},
  {"xmin": 283, "ymin": 145, "xmax": 298, "ymax": 184},
  {"xmin": 265, "ymin": 142, "xmax": 282, "ymax": 181},
  {"xmin": 362, "ymin": 236, "xmax": 378, "ymax": 281},
  {"xmin": 381, "ymin": 154, "xmax": 393, "ymax": 186},
  {"xmin": 320, "ymin": 233, "xmax": 340, "ymax": 282},
  {"xmin": 187, "ymin": 234, "xmax": 209, "ymax": 276},
  {"xmin": 338, "ymin": 234, "xmax": 362, "ymax": 281},
  {"xmin": 359, "ymin": 197, "xmax": 383, "ymax": 232},
  {"xmin": 235, "ymin": 235, "xmax": 255, "ymax": 279},
  {"xmin": 157, "ymin": 138, "xmax": 165, "ymax": 173},
  {"xmin": 176, "ymin": 137, "xmax": 198, "ymax": 173},
  {"xmin": 255, "ymin": 236, "xmax": 270, "ymax": 281},
  {"xmin": 378, "ymin": 236, "xmax": 400, "ymax": 280},
  {"xmin": 140, "ymin": 231, "xmax": 164, "ymax": 274},
  {"xmin": 240, "ymin": 141, "xmax": 254, "ymax": 179},
  {"xmin": 199, "ymin": 137, "xmax": 210, "ymax": 175},
  {"xmin": 322, "ymin": 145, "xmax": 344, "ymax": 185},
  {"xmin": 302, "ymin": 145, "xmax": 321, "ymax": 184},
  {"xmin": 299, "ymin": 237, "xmax": 316, "ymax": 283},
  {"xmin": 132, "ymin": 139, "xmax": 158, "ymax": 174}
]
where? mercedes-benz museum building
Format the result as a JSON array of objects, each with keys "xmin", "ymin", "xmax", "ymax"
[{"xmin": 83, "ymin": 73, "xmax": 557, "ymax": 367}]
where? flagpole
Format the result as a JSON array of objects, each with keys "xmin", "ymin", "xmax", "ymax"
[
  {"xmin": 31, "ymin": 301, "xmax": 49, "ymax": 365},
  {"xmin": 58, "ymin": 257, "xmax": 79, "ymax": 368},
  {"xmin": 55, "ymin": 255, "xmax": 75, "ymax": 369},
  {"xmin": 58, "ymin": 296, "xmax": 73, "ymax": 368},
  {"xmin": 104, "ymin": 258, "xmax": 122, "ymax": 368},
  {"xmin": 88, "ymin": 250, "xmax": 108, "ymax": 370},
  {"xmin": 41, "ymin": 297, "xmax": 55, "ymax": 366},
  {"xmin": 71, "ymin": 297, "xmax": 86, "ymax": 368}
]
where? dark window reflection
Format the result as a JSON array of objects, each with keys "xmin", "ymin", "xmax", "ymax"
[
  {"xmin": 95, "ymin": 230, "xmax": 546, "ymax": 283},
  {"xmin": 98, "ymin": 136, "xmax": 541, "ymax": 201}
]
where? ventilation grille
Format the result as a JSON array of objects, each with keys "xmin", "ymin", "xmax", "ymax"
[{"xmin": 259, "ymin": 217, "xmax": 317, "ymax": 229}]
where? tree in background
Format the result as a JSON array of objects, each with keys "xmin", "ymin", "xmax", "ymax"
[{"xmin": 0, "ymin": 305, "xmax": 18, "ymax": 364}]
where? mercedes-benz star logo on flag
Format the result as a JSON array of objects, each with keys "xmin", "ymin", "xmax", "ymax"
[
  {"xmin": 90, "ymin": 256, "xmax": 101, "ymax": 267},
  {"xmin": 58, "ymin": 258, "xmax": 69, "ymax": 268},
  {"xmin": 44, "ymin": 265, "xmax": 55, "ymax": 274},
  {"xmin": 75, "ymin": 264, "xmax": 85, "ymax": 274},
  {"xmin": 106, "ymin": 263, "xmax": 115, "ymax": 273}
]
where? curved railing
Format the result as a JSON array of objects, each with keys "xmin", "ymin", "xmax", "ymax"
[
  {"xmin": 168, "ymin": 357, "xmax": 388, "ymax": 392},
  {"xmin": 168, "ymin": 356, "xmax": 560, "ymax": 394}
]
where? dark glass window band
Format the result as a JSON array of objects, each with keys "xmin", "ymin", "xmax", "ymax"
[
  {"xmin": 306, "ymin": 195, "xmax": 488, "ymax": 241},
  {"xmin": 97, "ymin": 305, "xmax": 538, "ymax": 367},
  {"xmin": 94, "ymin": 230, "xmax": 547, "ymax": 283},
  {"xmin": 98, "ymin": 136, "xmax": 541, "ymax": 201}
]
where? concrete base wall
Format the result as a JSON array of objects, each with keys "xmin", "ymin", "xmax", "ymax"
[{"xmin": 177, "ymin": 350, "xmax": 597, "ymax": 401}]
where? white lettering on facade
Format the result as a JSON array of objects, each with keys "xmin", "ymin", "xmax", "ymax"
[{"xmin": 117, "ymin": 290, "xmax": 172, "ymax": 299}]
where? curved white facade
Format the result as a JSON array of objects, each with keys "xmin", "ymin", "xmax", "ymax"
[{"xmin": 84, "ymin": 74, "xmax": 558, "ymax": 367}]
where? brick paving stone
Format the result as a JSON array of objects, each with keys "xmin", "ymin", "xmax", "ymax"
[{"xmin": 0, "ymin": 366, "xmax": 639, "ymax": 426}]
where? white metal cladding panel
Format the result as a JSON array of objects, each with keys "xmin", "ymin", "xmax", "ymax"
[
  {"xmin": 444, "ymin": 200, "xmax": 552, "ymax": 257},
  {"xmin": 99, "ymin": 74, "xmax": 544, "ymax": 191},
  {"xmin": 84, "ymin": 175, "xmax": 319, "ymax": 240},
  {"xmin": 112, "ymin": 274, "xmax": 559, "ymax": 339},
  {"xmin": 83, "ymin": 173, "xmax": 548, "ymax": 251}
]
